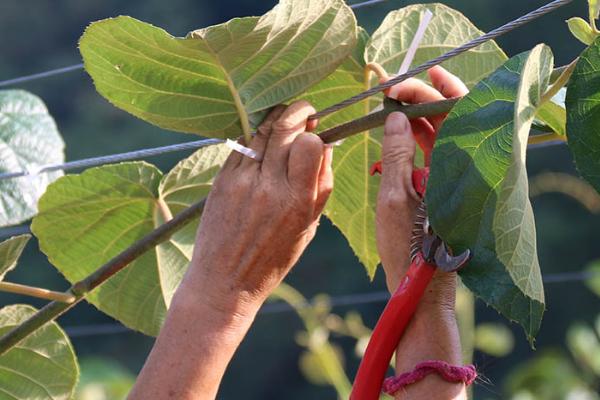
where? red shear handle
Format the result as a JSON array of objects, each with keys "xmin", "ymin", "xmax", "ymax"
[{"xmin": 350, "ymin": 254, "xmax": 436, "ymax": 400}]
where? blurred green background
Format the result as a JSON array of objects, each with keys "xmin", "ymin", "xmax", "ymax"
[{"xmin": 0, "ymin": 0, "xmax": 599, "ymax": 398}]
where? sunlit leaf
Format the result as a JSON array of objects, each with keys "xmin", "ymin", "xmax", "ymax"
[
  {"xmin": 585, "ymin": 261, "xmax": 600, "ymax": 297},
  {"xmin": 0, "ymin": 234, "xmax": 30, "ymax": 281},
  {"xmin": 365, "ymin": 3, "xmax": 507, "ymax": 89},
  {"xmin": 567, "ymin": 323, "xmax": 600, "ymax": 375},
  {"xmin": 475, "ymin": 323, "xmax": 515, "ymax": 357},
  {"xmin": 566, "ymin": 37, "xmax": 600, "ymax": 194},
  {"xmin": 0, "ymin": 304, "xmax": 79, "ymax": 400},
  {"xmin": 0, "ymin": 90, "xmax": 64, "ymax": 227},
  {"xmin": 427, "ymin": 46, "xmax": 553, "ymax": 342},
  {"xmin": 535, "ymin": 101, "xmax": 566, "ymax": 136},
  {"xmin": 75, "ymin": 357, "xmax": 134, "ymax": 400},
  {"xmin": 32, "ymin": 144, "xmax": 230, "ymax": 335},
  {"xmin": 300, "ymin": 4, "xmax": 506, "ymax": 277},
  {"xmin": 567, "ymin": 17, "xmax": 596, "ymax": 45},
  {"xmin": 79, "ymin": 0, "xmax": 357, "ymax": 139}
]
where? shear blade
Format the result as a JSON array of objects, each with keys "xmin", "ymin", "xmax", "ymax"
[{"xmin": 434, "ymin": 243, "xmax": 471, "ymax": 272}]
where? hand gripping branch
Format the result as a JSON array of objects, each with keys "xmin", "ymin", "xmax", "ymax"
[{"xmin": 351, "ymin": 123, "xmax": 471, "ymax": 400}]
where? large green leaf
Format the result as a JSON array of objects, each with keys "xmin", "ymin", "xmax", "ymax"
[
  {"xmin": 566, "ymin": 37, "xmax": 600, "ymax": 193},
  {"xmin": 0, "ymin": 234, "xmax": 30, "ymax": 281},
  {"xmin": 0, "ymin": 90, "xmax": 64, "ymax": 227},
  {"xmin": 299, "ymin": 29, "xmax": 383, "ymax": 276},
  {"xmin": 300, "ymin": 4, "xmax": 506, "ymax": 277},
  {"xmin": 0, "ymin": 304, "xmax": 79, "ymax": 400},
  {"xmin": 427, "ymin": 46, "xmax": 553, "ymax": 342},
  {"xmin": 32, "ymin": 144, "xmax": 230, "ymax": 336},
  {"xmin": 365, "ymin": 3, "xmax": 507, "ymax": 89},
  {"xmin": 79, "ymin": 0, "xmax": 357, "ymax": 139}
]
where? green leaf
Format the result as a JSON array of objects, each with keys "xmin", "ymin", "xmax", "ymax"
[
  {"xmin": 474, "ymin": 323, "xmax": 515, "ymax": 357},
  {"xmin": 32, "ymin": 144, "xmax": 230, "ymax": 336},
  {"xmin": 427, "ymin": 45, "xmax": 553, "ymax": 342},
  {"xmin": 567, "ymin": 323, "xmax": 600, "ymax": 375},
  {"xmin": 567, "ymin": 17, "xmax": 597, "ymax": 45},
  {"xmin": 592, "ymin": 0, "xmax": 600, "ymax": 18},
  {"xmin": 365, "ymin": 3, "xmax": 507, "ymax": 89},
  {"xmin": 584, "ymin": 260, "xmax": 600, "ymax": 297},
  {"xmin": 0, "ymin": 234, "xmax": 31, "ymax": 281},
  {"xmin": 0, "ymin": 90, "xmax": 65, "ymax": 227},
  {"xmin": 301, "ymin": 4, "xmax": 506, "ymax": 277},
  {"xmin": 76, "ymin": 357, "xmax": 134, "ymax": 400},
  {"xmin": 566, "ymin": 38, "xmax": 600, "ymax": 194},
  {"xmin": 79, "ymin": 0, "xmax": 357, "ymax": 139},
  {"xmin": 0, "ymin": 304, "xmax": 79, "ymax": 400},
  {"xmin": 536, "ymin": 101, "xmax": 566, "ymax": 136}
]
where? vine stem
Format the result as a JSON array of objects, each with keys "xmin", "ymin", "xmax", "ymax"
[
  {"xmin": 0, "ymin": 91, "xmax": 570, "ymax": 355},
  {"xmin": 0, "ymin": 282, "xmax": 76, "ymax": 303}
]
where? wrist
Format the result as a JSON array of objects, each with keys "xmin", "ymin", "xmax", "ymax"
[{"xmin": 170, "ymin": 275, "xmax": 262, "ymax": 341}]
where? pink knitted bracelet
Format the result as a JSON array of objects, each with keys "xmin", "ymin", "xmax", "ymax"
[{"xmin": 382, "ymin": 360, "xmax": 477, "ymax": 395}]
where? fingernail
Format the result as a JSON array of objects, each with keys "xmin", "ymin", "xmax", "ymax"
[{"xmin": 385, "ymin": 112, "xmax": 410, "ymax": 136}]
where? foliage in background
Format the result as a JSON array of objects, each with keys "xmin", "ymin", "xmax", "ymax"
[
  {"xmin": 1, "ymin": 0, "xmax": 600, "ymax": 398},
  {"xmin": 0, "ymin": 90, "xmax": 64, "ymax": 226}
]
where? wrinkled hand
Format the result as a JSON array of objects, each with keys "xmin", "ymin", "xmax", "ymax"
[
  {"xmin": 184, "ymin": 101, "xmax": 333, "ymax": 317},
  {"xmin": 376, "ymin": 66, "xmax": 469, "ymax": 311}
]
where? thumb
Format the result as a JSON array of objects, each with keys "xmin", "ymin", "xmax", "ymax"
[{"xmin": 382, "ymin": 112, "xmax": 419, "ymax": 201}]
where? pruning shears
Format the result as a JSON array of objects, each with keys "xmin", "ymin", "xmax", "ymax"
[{"xmin": 350, "ymin": 127, "xmax": 471, "ymax": 400}]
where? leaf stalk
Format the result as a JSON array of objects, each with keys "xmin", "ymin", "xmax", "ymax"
[{"xmin": 0, "ymin": 282, "xmax": 76, "ymax": 303}]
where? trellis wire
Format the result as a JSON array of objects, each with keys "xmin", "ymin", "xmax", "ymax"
[
  {"xmin": 310, "ymin": 0, "xmax": 574, "ymax": 119},
  {"xmin": 0, "ymin": 0, "xmax": 391, "ymax": 88},
  {"xmin": 0, "ymin": 138, "xmax": 224, "ymax": 180},
  {"xmin": 62, "ymin": 269, "xmax": 600, "ymax": 338},
  {"xmin": 0, "ymin": 63, "xmax": 84, "ymax": 88},
  {"xmin": 0, "ymin": 0, "xmax": 572, "ymax": 182}
]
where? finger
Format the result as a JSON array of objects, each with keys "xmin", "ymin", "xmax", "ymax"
[
  {"xmin": 382, "ymin": 112, "xmax": 419, "ymax": 202},
  {"xmin": 263, "ymin": 101, "xmax": 316, "ymax": 177},
  {"xmin": 428, "ymin": 66, "xmax": 469, "ymax": 98},
  {"xmin": 287, "ymin": 132, "xmax": 324, "ymax": 201},
  {"xmin": 313, "ymin": 145, "xmax": 334, "ymax": 218},
  {"xmin": 221, "ymin": 137, "xmax": 244, "ymax": 171},
  {"xmin": 410, "ymin": 118, "xmax": 436, "ymax": 165},
  {"xmin": 385, "ymin": 78, "xmax": 446, "ymax": 131},
  {"xmin": 386, "ymin": 77, "xmax": 445, "ymax": 104},
  {"xmin": 240, "ymin": 105, "xmax": 286, "ymax": 169}
]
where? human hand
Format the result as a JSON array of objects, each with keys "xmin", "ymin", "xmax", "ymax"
[
  {"xmin": 376, "ymin": 66, "xmax": 469, "ymax": 310},
  {"xmin": 181, "ymin": 101, "xmax": 333, "ymax": 320}
]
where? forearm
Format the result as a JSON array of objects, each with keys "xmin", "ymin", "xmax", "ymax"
[
  {"xmin": 129, "ymin": 270, "xmax": 259, "ymax": 400},
  {"xmin": 392, "ymin": 273, "xmax": 467, "ymax": 400}
]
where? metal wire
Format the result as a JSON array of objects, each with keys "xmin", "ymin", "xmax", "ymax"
[
  {"xmin": 62, "ymin": 269, "xmax": 600, "ymax": 338},
  {"xmin": 0, "ymin": 138, "xmax": 224, "ymax": 180},
  {"xmin": 0, "ymin": 0, "xmax": 391, "ymax": 88},
  {"xmin": 0, "ymin": 64, "xmax": 84, "ymax": 88},
  {"xmin": 310, "ymin": 0, "xmax": 574, "ymax": 119}
]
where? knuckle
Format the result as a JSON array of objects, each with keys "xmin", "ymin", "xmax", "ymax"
[
  {"xmin": 383, "ymin": 147, "xmax": 413, "ymax": 167},
  {"xmin": 272, "ymin": 118, "xmax": 299, "ymax": 134},
  {"xmin": 295, "ymin": 132, "xmax": 323, "ymax": 149},
  {"xmin": 256, "ymin": 122, "xmax": 272, "ymax": 139},
  {"xmin": 380, "ymin": 188, "xmax": 410, "ymax": 210}
]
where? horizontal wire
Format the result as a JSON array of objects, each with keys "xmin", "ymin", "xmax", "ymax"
[
  {"xmin": 0, "ymin": 138, "xmax": 224, "ymax": 180},
  {"xmin": 62, "ymin": 269, "xmax": 600, "ymax": 338},
  {"xmin": 0, "ymin": 0, "xmax": 391, "ymax": 88},
  {"xmin": 0, "ymin": 136, "xmax": 568, "ymax": 183},
  {"xmin": 0, "ymin": 63, "xmax": 84, "ymax": 88},
  {"xmin": 310, "ymin": 0, "xmax": 574, "ymax": 119}
]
